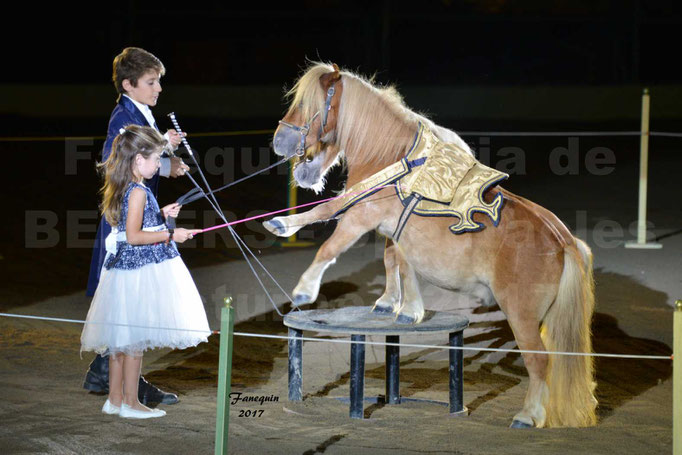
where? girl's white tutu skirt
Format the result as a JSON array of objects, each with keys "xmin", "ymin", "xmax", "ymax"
[{"xmin": 81, "ymin": 256, "xmax": 211, "ymax": 356}]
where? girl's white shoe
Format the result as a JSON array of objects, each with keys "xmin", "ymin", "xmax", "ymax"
[
  {"xmin": 102, "ymin": 399, "xmax": 121, "ymax": 415},
  {"xmin": 119, "ymin": 403, "xmax": 166, "ymax": 419}
]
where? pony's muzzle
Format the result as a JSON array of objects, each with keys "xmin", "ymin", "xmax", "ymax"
[
  {"xmin": 293, "ymin": 160, "xmax": 321, "ymax": 189},
  {"xmin": 273, "ymin": 127, "xmax": 302, "ymax": 159}
]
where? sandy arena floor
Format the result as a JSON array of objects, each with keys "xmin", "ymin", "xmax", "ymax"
[{"xmin": 0, "ymin": 229, "xmax": 679, "ymax": 454}]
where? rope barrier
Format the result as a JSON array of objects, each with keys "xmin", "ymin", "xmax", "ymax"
[
  {"xmin": 0, "ymin": 135, "xmax": 106, "ymax": 142},
  {"xmin": 651, "ymin": 131, "xmax": 682, "ymax": 138},
  {"xmin": 0, "ymin": 312, "xmax": 671, "ymax": 361},
  {"xmin": 2, "ymin": 129, "xmax": 682, "ymax": 142}
]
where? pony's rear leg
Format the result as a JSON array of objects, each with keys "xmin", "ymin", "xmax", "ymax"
[
  {"xmin": 503, "ymin": 309, "xmax": 549, "ymax": 428},
  {"xmin": 372, "ymin": 238, "xmax": 401, "ymax": 314},
  {"xmin": 292, "ymin": 212, "xmax": 377, "ymax": 306}
]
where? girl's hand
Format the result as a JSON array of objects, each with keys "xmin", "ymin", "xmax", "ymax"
[
  {"xmin": 162, "ymin": 203, "xmax": 182, "ymax": 219},
  {"xmin": 173, "ymin": 228, "xmax": 201, "ymax": 243}
]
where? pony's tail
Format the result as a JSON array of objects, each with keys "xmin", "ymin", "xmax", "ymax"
[{"xmin": 541, "ymin": 238, "xmax": 597, "ymax": 427}]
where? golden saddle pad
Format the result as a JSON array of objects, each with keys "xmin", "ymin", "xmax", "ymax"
[{"xmin": 336, "ymin": 123, "xmax": 508, "ymax": 234}]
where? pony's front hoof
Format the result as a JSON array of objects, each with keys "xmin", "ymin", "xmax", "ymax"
[
  {"xmin": 510, "ymin": 419, "xmax": 534, "ymax": 429},
  {"xmin": 263, "ymin": 219, "xmax": 286, "ymax": 236},
  {"xmin": 395, "ymin": 313, "xmax": 417, "ymax": 325},
  {"xmin": 371, "ymin": 304, "xmax": 395, "ymax": 314},
  {"xmin": 292, "ymin": 294, "xmax": 312, "ymax": 307}
]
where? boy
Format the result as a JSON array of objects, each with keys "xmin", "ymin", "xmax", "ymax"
[{"xmin": 84, "ymin": 47, "xmax": 189, "ymax": 405}]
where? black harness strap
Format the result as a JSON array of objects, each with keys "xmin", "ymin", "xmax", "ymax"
[
  {"xmin": 175, "ymin": 157, "xmax": 288, "ymax": 206},
  {"xmin": 321, "ymin": 83, "xmax": 336, "ymax": 129},
  {"xmin": 392, "ymin": 193, "xmax": 423, "ymax": 242},
  {"xmin": 277, "ymin": 80, "xmax": 338, "ymax": 158}
]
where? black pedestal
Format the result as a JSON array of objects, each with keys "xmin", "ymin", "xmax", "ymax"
[{"xmin": 284, "ymin": 306, "xmax": 469, "ymax": 419}]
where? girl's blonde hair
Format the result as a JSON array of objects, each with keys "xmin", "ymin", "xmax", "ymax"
[{"xmin": 99, "ymin": 125, "xmax": 167, "ymax": 226}]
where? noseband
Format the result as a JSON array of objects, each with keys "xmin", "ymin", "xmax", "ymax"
[{"xmin": 278, "ymin": 82, "xmax": 337, "ymax": 157}]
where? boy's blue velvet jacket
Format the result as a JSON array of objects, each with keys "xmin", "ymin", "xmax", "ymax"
[{"xmin": 103, "ymin": 96, "xmax": 162, "ymax": 193}]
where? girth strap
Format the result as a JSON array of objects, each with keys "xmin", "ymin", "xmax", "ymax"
[{"xmin": 392, "ymin": 193, "xmax": 423, "ymax": 242}]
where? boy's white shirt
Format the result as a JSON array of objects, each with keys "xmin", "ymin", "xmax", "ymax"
[{"xmin": 123, "ymin": 94, "xmax": 176, "ymax": 177}]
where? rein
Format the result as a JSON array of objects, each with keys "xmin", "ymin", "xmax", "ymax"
[
  {"xmin": 168, "ymin": 113, "xmax": 299, "ymax": 318},
  {"xmin": 175, "ymin": 156, "xmax": 288, "ymax": 206}
]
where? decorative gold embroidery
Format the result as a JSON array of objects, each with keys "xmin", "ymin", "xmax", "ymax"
[{"xmin": 337, "ymin": 123, "xmax": 508, "ymax": 234}]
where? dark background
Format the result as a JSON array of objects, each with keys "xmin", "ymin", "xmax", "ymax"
[
  {"xmin": 1, "ymin": 1, "xmax": 680, "ymax": 307},
  {"xmin": 6, "ymin": 1, "xmax": 682, "ymax": 86},
  {"xmin": 3, "ymin": 1, "xmax": 682, "ymax": 135}
]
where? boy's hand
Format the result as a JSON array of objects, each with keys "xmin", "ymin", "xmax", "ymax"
[
  {"xmin": 173, "ymin": 228, "xmax": 201, "ymax": 243},
  {"xmin": 162, "ymin": 203, "xmax": 182, "ymax": 219},
  {"xmin": 167, "ymin": 129, "xmax": 186, "ymax": 148},
  {"xmin": 169, "ymin": 157, "xmax": 190, "ymax": 177}
]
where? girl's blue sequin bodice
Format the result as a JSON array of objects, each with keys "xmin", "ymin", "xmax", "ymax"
[{"xmin": 104, "ymin": 182, "xmax": 179, "ymax": 270}]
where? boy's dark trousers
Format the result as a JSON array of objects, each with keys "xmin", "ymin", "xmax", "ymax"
[{"xmin": 83, "ymin": 354, "xmax": 178, "ymax": 405}]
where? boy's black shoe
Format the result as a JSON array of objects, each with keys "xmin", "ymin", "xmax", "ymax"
[
  {"xmin": 83, "ymin": 354, "xmax": 179, "ymax": 404},
  {"xmin": 82, "ymin": 354, "xmax": 109, "ymax": 394},
  {"xmin": 138, "ymin": 376, "xmax": 179, "ymax": 405}
]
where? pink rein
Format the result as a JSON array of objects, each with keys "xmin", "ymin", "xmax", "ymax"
[{"xmin": 197, "ymin": 184, "xmax": 397, "ymax": 234}]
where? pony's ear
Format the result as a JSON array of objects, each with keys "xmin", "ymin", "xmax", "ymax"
[{"xmin": 320, "ymin": 64, "xmax": 341, "ymax": 88}]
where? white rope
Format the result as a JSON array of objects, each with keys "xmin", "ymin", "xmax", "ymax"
[
  {"xmin": 232, "ymin": 331, "xmax": 671, "ymax": 360},
  {"xmin": 0, "ymin": 312, "xmax": 671, "ymax": 361},
  {"xmin": 650, "ymin": 131, "xmax": 682, "ymax": 138},
  {"xmin": 0, "ymin": 313, "xmax": 218, "ymax": 334}
]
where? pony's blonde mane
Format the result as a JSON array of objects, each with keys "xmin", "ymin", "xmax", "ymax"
[
  {"xmin": 288, "ymin": 62, "xmax": 473, "ymax": 173},
  {"xmin": 336, "ymin": 72, "xmax": 419, "ymax": 170},
  {"xmin": 286, "ymin": 64, "xmax": 330, "ymax": 125}
]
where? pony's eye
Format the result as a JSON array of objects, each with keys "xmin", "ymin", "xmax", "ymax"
[{"xmin": 305, "ymin": 157, "xmax": 313, "ymax": 163}]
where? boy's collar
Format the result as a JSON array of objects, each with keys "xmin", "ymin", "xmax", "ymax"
[
  {"xmin": 119, "ymin": 95, "xmax": 157, "ymax": 130},
  {"xmin": 122, "ymin": 94, "xmax": 152, "ymax": 114}
]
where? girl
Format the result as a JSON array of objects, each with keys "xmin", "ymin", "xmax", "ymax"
[{"xmin": 81, "ymin": 125, "xmax": 210, "ymax": 419}]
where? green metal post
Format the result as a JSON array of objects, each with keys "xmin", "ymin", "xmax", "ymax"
[
  {"xmin": 215, "ymin": 296, "xmax": 234, "ymax": 455},
  {"xmin": 674, "ymin": 300, "xmax": 681, "ymax": 455}
]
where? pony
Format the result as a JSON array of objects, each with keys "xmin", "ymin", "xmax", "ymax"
[{"xmin": 264, "ymin": 62, "xmax": 597, "ymax": 429}]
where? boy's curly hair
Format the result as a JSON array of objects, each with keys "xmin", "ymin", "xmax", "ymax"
[{"xmin": 112, "ymin": 47, "xmax": 166, "ymax": 95}]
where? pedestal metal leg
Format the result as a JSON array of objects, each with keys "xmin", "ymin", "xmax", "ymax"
[
  {"xmin": 288, "ymin": 328, "xmax": 302, "ymax": 401},
  {"xmin": 385, "ymin": 335, "xmax": 400, "ymax": 404},
  {"xmin": 449, "ymin": 331, "xmax": 464, "ymax": 414},
  {"xmin": 349, "ymin": 334, "xmax": 366, "ymax": 419}
]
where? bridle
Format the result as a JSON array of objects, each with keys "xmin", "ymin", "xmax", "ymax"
[{"xmin": 278, "ymin": 81, "xmax": 337, "ymax": 157}]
